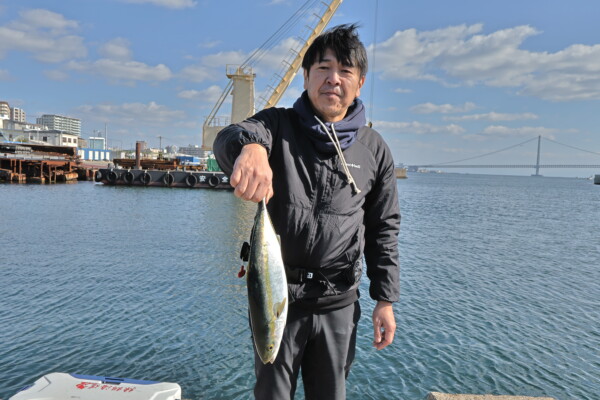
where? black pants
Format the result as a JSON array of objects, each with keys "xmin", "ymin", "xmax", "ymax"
[{"xmin": 254, "ymin": 301, "xmax": 361, "ymax": 400}]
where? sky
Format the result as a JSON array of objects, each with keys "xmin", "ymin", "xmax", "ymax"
[{"xmin": 2, "ymin": 0, "xmax": 600, "ymax": 177}]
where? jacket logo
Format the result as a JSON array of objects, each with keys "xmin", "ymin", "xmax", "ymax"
[{"xmin": 346, "ymin": 163, "xmax": 361, "ymax": 169}]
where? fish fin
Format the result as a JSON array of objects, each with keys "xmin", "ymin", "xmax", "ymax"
[
  {"xmin": 237, "ymin": 265, "xmax": 246, "ymax": 278},
  {"xmin": 274, "ymin": 298, "xmax": 287, "ymax": 318}
]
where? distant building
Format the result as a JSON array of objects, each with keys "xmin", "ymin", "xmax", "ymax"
[
  {"xmin": 11, "ymin": 107, "xmax": 25, "ymax": 122},
  {"xmin": 27, "ymin": 130, "xmax": 78, "ymax": 147},
  {"xmin": 180, "ymin": 144, "xmax": 209, "ymax": 158},
  {"xmin": 0, "ymin": 101, "xmax": 9, "ymax": 119},
  {"xmin": 0, "ymin": 120, "xmax": 46, "ymax": 142},
  {"xmin": 88, "ymin": 136, "xmax": 106, "ymax": 150},
  {"xmin": 78, "ymin": 148, "xmax": 111, "ymax": 161},
  {"xmin": 36, "ymin": 114, "xmax": 81, "ymax": 137}
]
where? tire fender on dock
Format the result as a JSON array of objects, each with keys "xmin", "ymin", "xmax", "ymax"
[
  {"xmin": 208, "ymin": 175, "xmax": 220, "ymax": 188},
  {"xmin": 163, "ymin": 173, "xmax": 174, "ymax": 186},
  {"xmin": 141, "ymin": 172, "xmax": 151, "ymax": 185},
  {"xmin": 107, "ymin": 170, "xmax": 118, "ymax": 184},
  {"xmin": 124, "ymin": 171, "xmax": 135, "ymax": 185},
  {"xmin": 185, "ymin": 174, "xmax": 197, "ymax": 187}
]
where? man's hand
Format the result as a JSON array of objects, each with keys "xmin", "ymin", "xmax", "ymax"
[
  {"xmin": 230, "ymin": 143, "xmax": 274, "ymax": 203},
  {"xmin": 372, "ymin": 301, "xmax": 396, "ymax": 350}
]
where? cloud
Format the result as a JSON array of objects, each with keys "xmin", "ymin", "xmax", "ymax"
[
  {"xmin": 410, "ymin": 102, "xmax": 477, "ymax": 114},
  {"xmin": 376, "ymin": 23, "xmax": 600, "ymax": 101},
  {"xmin": 178, "ymin": 85, "xmax": 224, "ymax": 104},
  {"xmin": 77, "ymin": 101, "xmax": 186, "ymax": 126},
  {"xmin": 63, "ymin": 37, "xmax": 172, "ymax": 83},
  {"xmin": 179, "ymin": 65, "xmax": 214, "ymax": 83},
  {"xmin": 480, "ymin": 125, "xmax": 563, "ymax": 138},
  {"xmin": 394, "ymin": 88, "xmax": 412, "ymax": 94},
  {"xmin": 374, "ymin": 120, "xmax": 466, "ymax": 135},
  {"xmin": 0, "ymin": 9, "xmax": 86, "ymax": 62},
  {"xmin": 119, "ymin": 0, "xmax": 197, "ymax": 9},
  {"xmin": 0, "ymin": 69, "xmax": 11, "ymax": 80},
  {"xmin": 179, "ymin": 37, "xmax": 302, "ymax": 85},
  {"xmin": 98, "ymin": 38, "xmax": 133, "ymax": 61},
  {"xmin": 43, "ymin": 69, "xmax": 69, "ymax": 81},
  {"xmin": 444, "ymin": 112, "xmax": 538, "ymax": 122},
  {"xmin": 68, "ymin": 59, "xmax": 172, "ymax": 82},
  {"xmin": 13, "ymin": 9, "xmax": 78, "ymax": 34}
]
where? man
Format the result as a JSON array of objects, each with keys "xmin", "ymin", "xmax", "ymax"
[{"xmin": 214, "ymin": 23, "xmax": 400, "ymax": 400}]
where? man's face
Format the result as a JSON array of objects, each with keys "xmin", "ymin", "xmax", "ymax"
[{"xmin": 303, "ymin": 48, "xmax": 365, "ymax": 123}]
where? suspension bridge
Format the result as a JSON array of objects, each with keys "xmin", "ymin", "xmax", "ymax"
[{"xmin": 411, "ymin": 136, "xmax": 600, "ymax": 176}]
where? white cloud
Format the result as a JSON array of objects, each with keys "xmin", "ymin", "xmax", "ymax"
[
  {"xmin": 0, "ymin": 69, "xmax": 11, "ymax": 80},
  {"xmin": 179, "ymin": 37, "xmax": 302, "ymax": 84},
  {"xmin": 445, "ymin": 112, "xmax": 538, "ymax": 122},
  {"xmin": 68, "ymin": 59, "xmax": 172, "ymax": 82},
  {"xmin": 179, "ymin": 50, "xmax": 247, "ymax": 83},
  {"xmin": 179, "ymin": 65, "xmax": 214, "ymax": 83},
  {"xmin": 13, "ymin": 9, "xmax": 78, "ymax": 34},
  {"xmin": 119, "ymin": 0, "xmax": 197, "ymax": 9},
  {"xmin": 178, "ymin": 85, "xmax": 224, "ymax": 104},
  {"xmin": 99, "ymin": 38, "xmax": 133, "ymax": 61},
  {"xmin": 199, "ymin": 40, "xmax": 221, "ymax": 49},
  {"xmin": 480, "ymin": 125, "xmax": 562, "ymax": 138},
  {"xmin": 376, "ymin": 23, "xmax": 600, "ymax": 101},
  {"xmin": 65, "ymin": 37, "xmax": 172, "ymax": 83},
  {"xmin": 0, "ymin": 9, "xmax": 86, "ymax": 63},
  {"xmin": 43, "ymin": 69, "xmax": 69, "ymax": 81},
  {"xmin": 374, "ymin": 120, "xmax": 466, "ymax": 135},
  {"xmin": 394, "ymin": 88, "xmax": 412, "ymax": 94},
  {"xmin": 77, "ymin": 101, "xmax": 186, "ymax": 126},
  {"xmin": 410, "ymin": 102, "xmax": 477, "ymax": 114}
]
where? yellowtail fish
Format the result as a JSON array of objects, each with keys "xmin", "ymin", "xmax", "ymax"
[{"xmin": 246, "ymin": 199, "xmax": 288, "ymax": 364}]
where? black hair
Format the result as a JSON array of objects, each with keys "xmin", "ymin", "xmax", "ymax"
[{"xmin": 302, "ymin": 23, "xmax": 368, "ymax": 77}]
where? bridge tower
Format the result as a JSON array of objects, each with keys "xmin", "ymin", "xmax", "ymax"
[{"xmin": 532, "ymin": 135, "xmax": 542, "ymax": 176}]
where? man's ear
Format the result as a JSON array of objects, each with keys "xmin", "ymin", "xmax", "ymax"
[
  {"xmin": 303, "ymin": 69, "xmax": 309, "ymax": 90},
  {"xmin": 355, "ymin": 75, "xmax": 366, "ymax": 97}
]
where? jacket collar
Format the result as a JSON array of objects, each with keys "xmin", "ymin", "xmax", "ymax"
[{"xmin": 292, "ymin": 91, "xmax": 366, "ymax": 154}]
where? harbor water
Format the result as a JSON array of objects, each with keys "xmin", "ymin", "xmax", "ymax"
[{"xmin": 1, "ymin": 173, "xmax": 599, "ymax": 399}]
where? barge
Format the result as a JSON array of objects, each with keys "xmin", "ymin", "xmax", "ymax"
[
  {"xmin": 95, "ymin": 141, "xmax": 232, "ymax": 189},
  {"xmin": 95, "ymin": 167, "xmax": 231, "ymax": 189}
]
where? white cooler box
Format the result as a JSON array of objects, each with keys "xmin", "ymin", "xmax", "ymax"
[{"xmin": 10, "ymin": 372, "xmax": 181, "ymax": 400}]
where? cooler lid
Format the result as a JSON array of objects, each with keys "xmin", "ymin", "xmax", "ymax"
[{"xmin": 10, "ymin": 372, "xmax": 182, "ymax": 400}]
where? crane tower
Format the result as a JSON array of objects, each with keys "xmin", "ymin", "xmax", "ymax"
[{"xmin": 201, "ymin": 0, "xmax": 343, "ymax": 150}]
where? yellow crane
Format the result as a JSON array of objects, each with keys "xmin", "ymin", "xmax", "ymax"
[{"xmin": 202, "ymin": 0, "xmax": 343, "ymax": 151}]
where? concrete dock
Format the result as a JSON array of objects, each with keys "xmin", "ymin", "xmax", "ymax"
[{"xmin": 427, "ymin": 393, "xmax": 555, "ymax": 400}]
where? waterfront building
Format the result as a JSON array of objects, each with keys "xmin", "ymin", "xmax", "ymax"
[
  {"xmin": 27, "ymin": 129, "xmax": 78, "ymax": 147},
  {"xmin": 0, "ymin": 101, "xmax": 9, "ymax": 120},
  {"xmin": 180, "ymin": 144, "xmax": 210, "ymax": 158},
  {"xmin": 11, "ymin": 107, "xmax": 25, "ymax": 122},
  {"xmin": 36, "ymin": 114, "xmax": 81, "ymax": 137},
  {"xmin": 88, "ymin": 136, "xmax": 106, "ymax": 150},
  {"xmin": 77, "ymin": 148, "xmax": 111, "ymax": 161}
]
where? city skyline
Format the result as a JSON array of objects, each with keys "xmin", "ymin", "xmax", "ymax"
[{"xmin": 2, "ymin": 0, "xmax": 600, "ymax": 176}]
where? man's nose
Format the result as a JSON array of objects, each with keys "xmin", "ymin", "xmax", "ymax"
[{"xmin": 326, "ymin": 69, "xmax": 341, "ymax": 85}]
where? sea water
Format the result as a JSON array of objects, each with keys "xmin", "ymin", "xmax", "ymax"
[{"xmin": 1, "ymin": 173, "xmax": 598, "ymax": 399}]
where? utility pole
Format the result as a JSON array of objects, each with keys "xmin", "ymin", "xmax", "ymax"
[{"xmin": 157, "ymin": 136, "xmax": 163, "ymax": 159}]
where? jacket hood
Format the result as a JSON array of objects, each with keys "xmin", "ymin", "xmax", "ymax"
[{"xmin": 293, "ymin": 91, "xmax": 366, "ymax": 154}]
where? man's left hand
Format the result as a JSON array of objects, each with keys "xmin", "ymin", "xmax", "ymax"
[{"xmin": 372, "ymin": 301, "xmax": 396, "ymax": 350}]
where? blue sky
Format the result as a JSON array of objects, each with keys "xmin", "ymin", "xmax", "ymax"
[{"xmin": 2, "ymin": 0, "xmax": 600, "ymax": 177}]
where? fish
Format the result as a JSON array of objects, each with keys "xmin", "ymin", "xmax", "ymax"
[{"xmin": 246, "ymin": 199, "xmax": 288, "ymax": 364}]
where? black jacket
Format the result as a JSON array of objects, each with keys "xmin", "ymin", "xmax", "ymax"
[{"xmin": 214, "ymin": 97, "xmax": 400, "ymax": 309}]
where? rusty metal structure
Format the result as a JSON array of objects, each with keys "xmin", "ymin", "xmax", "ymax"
[{"xmin": 0, "ymin": 142, "xmax": 94, "ymax": 183}]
